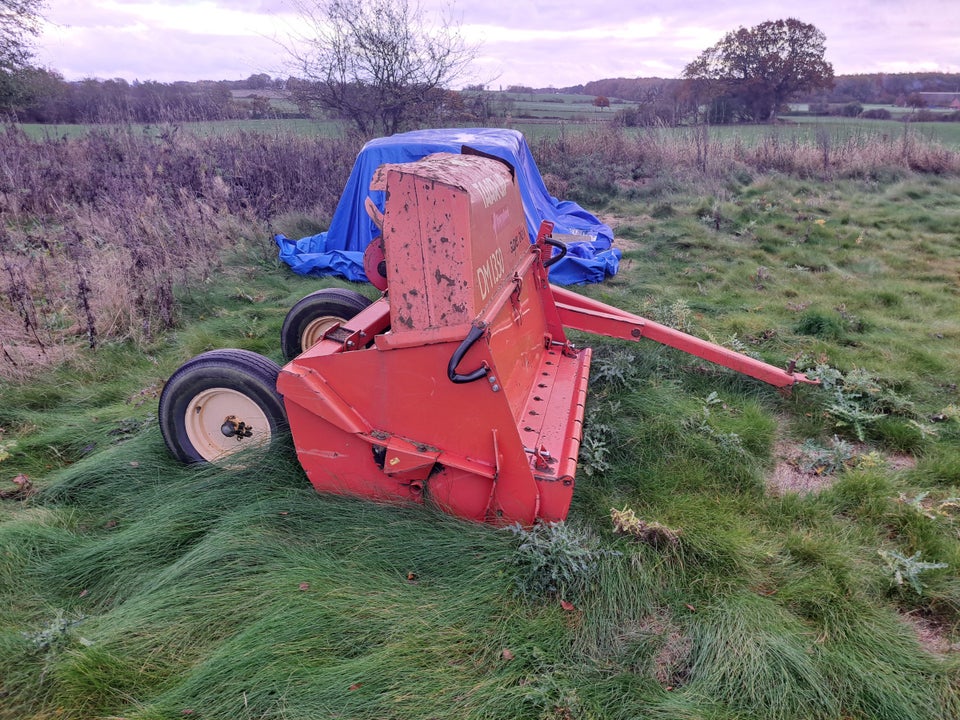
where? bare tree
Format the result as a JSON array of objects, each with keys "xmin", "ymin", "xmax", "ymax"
[
  {"xmin": 0, "ymin": 0, "xmax": 44, "ymax": 109},
  {"xmin": 286, "ymin": 0, "xmax": 477, "ymax": 136},
  {"xmin": 0, "ymin": 0, "xmax": 43, "ymax": 72}
]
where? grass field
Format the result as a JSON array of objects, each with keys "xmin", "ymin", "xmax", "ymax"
[
  {"xmin": 16, "ymin": 117, "xmax": 349, "ymax": 140},
  {"xmin": 19, "ymin": 114, "xmax": 960, "ymax": 153},
  {"xmin": 781, "ymin": 115, "xmax": 960, "ymax": 148},
  {"xmin": 1, "ymin": 126, "xmax": 959, "ymax": 719},
  {"xmin": 15, "ymin": 83, "xmax": 960, "ymax": 150}
]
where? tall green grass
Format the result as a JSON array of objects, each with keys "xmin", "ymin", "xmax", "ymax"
[
  {"xmin": 4, "ymin": 323, "xmax": 957, "ymax": 718},
  {"xmin": 4, "ymin": 434, "xmax": 957, "ymax": 719}
]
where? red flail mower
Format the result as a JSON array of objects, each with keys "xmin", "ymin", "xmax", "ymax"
[{"xmin": 159, "ymin": 152, "xmax": 815, "ymax": 526}]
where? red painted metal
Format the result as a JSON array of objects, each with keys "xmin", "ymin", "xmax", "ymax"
[
  {"xmin": 550, "ymin": 286, "xmax": 815, "ymax": 388},
  {"xmin": 276, "ymin": 152, "xmax": 813, "ymax": 526}
]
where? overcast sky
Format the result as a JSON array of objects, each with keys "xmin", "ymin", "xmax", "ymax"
[{"xmin": 34, "ymin": 0, "xmax": 960, "ymax": 88}]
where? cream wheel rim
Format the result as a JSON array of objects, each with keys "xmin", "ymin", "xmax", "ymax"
[
  {"xmin": 301, "ymin": 315, "xmax": 345, "ymax": 351},
  {"xmin": 184, "ymin": 387, "xmax": 272, "ymax": 461}
]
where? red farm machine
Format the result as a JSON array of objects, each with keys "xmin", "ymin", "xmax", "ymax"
[{"xmin": 159, "ymin": 151, "xmax": 815, "ymax": 526}]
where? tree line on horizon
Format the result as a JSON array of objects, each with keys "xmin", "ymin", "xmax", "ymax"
[
  {"xmin": 2, "ymin": 0, "xmax": 959, "ymax": 131},
  {"xmin": 569, "ymin": 72, "xmax": 960, "ymax": 108},
  {"xmin": 5, "ymin": 69, "xmax": 958, "ymax": 128}
]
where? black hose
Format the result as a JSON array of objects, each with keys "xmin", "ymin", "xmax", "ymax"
[
  {"xmin": 543, "ymin": 237, "xmax": 568, "ymax": 268},
  {"xmin": 447, "ymin": 324, "xmax": 490, "ymax": 383}
]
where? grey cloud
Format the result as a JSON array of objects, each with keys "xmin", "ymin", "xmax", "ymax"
[
  {"xmin": 36, "ymin": 0, "xmax": 960, "ymax": 87},
  {"xmin": 41, "ymin": 25, "xmax": 287, "ymax": 82}
]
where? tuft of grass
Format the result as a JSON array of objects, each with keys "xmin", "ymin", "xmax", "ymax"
[
  {"xmin": 795, "ymin": 309, "xmax": 849, "ymax": 342},
  {"xmin": 686, "ymin": 592, "xmax": 838, "ymax": 719}
]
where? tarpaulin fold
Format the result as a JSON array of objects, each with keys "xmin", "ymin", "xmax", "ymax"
[{"xmin": 274, "ymin": 128, "xmax": 621, "ymax": 285}]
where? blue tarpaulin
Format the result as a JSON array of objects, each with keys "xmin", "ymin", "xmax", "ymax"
[{"xmin": 274, "ymin": 128, "xmax": 621, "ymax": 285}]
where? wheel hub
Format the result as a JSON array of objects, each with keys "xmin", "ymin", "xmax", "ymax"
[
  {"xmin": 184, "ymin": 387, "xmax": 272, "ymax": 461},
  {"xmin": 301, "ymin": 315, "xmax": 344, "ymax": 351},
  {"xmin": 220, "ymin": 415, "xmax": 254, "ymax": 439}
]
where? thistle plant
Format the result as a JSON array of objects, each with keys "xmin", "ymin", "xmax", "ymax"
[{"xmin": 878, "ymin": 549, "xmax": 948, "ymax": 596}]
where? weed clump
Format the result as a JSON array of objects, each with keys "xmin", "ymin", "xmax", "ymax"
[
  {"xmin": 803, "ymin": 363, "xmax": 927, "ymax": 445},
  {"xmin": 508, "ymin": 521, "xmax": 618, "ymax": 602},
  {"xmin": 879, "ymin": 549, "xmax": 949, "ymax": 596},
  {"xmin": 795, "ymin": 309, "xmax": 848, "ymax": 341},
  {"xmin": 610, "ymin": 506, "xmax": 681, "ymax": 548}
]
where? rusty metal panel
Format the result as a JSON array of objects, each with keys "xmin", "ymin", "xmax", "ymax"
[{"xmin": 379, "ymin": 153, "xmax": 528, "ymax": 333}]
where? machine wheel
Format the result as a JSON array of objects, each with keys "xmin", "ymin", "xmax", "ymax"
[
  {"xmin": 159, "ymin": 349, "xmax": 286, "ymax": 464},
  {"xmin": 280, "ymin": 288, "xmax": 373, "ymax": 360}
]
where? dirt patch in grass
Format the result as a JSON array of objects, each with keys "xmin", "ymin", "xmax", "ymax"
[
  {"xmin": 765, "ymin": 420, "xmax": 917, "ymax": 496},
  {"xmin": 885, "ymin": 452, "xmax": 919, "ymax": 472},
  {"xmin": 768, "ymin": 437, "xmax": 838, "ymax": 495},
  {"xmin": 651, "ymin": 623, "xmax": 692, "ymax": 688},
  {"xmin": 899, "ymin": 610, "xmax": 959, "ymax": 657},
  {"xmin": 616, "ymin": 612, "xmax": 693, "ymax": 688}
]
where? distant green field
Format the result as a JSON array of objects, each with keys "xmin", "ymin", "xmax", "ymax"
[
  {"xmin": 465, "ymin": 90, "xmax": 629, "ymax": 121},
  {"xmin": 789, "ymin": 103, "xmax": 955, "ymax": 117},
  {"xmin": 483, "ymin": 91, "xmax": 602, "ymax": 105},
  {"xmin": 16, "ymin": 118, "xmax": 347, "ymax": 140},
  {"xmin": 14, "ymin": 94, "xmax": 960, "ymax": 149},
  {"xmin": 777, "ymin": 116, "xmax": 960, "ymax": 148},
  {"xmin": 511, "ymin": 101, "xmax": 610, "ymax": 120}
]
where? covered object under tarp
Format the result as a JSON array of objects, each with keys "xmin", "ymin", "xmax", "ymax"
[{"xmin": 274, "ymin": 128, "xmax": 621, "ymax": 285}]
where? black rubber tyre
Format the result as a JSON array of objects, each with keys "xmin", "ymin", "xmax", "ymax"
[
  {"xmin": 158, "ymin": 349, "xmax": 286, "ymax": 464},
  {"xmin": 280, "ymin": 288, "xmax": 373, "ymax": 361}
]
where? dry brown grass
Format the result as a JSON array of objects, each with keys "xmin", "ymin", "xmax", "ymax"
[
  {"xmin": 0, "ymin": 125, "xmax": 360, "ymax": 379},
  {"xmin": 532, "ymin": 123, "xmax": 960, "ymax": 195}
]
